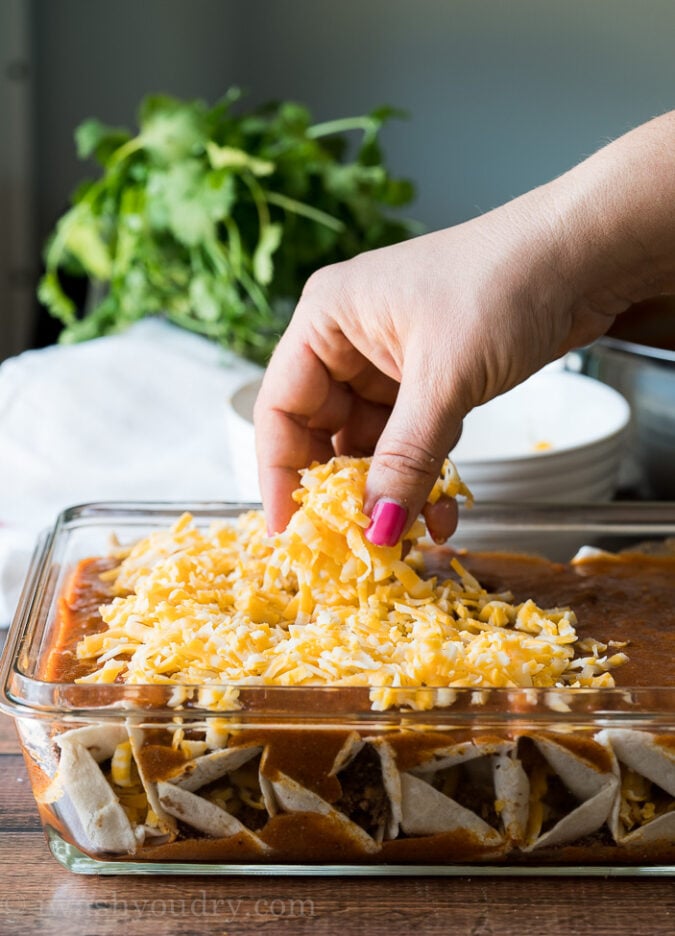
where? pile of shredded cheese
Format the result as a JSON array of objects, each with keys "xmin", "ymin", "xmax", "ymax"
[{"xmin": 76, "ymin": 456, "xmax": 625, "ymax": 709}]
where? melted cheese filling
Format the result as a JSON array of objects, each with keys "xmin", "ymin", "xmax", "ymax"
[{"xmin": 75, "ymin": 456, "xmax": 625, "ymax": 709}]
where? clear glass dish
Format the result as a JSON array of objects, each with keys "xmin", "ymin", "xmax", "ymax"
[{"xmin": 1, "ymin": 500, "xmax": 675, "ymax": 876}]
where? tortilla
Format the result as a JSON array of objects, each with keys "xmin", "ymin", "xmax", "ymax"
[
  {"xmin": 40, "ymin": 724, "xmax": 130, "ymax": 806},
  {"xmin": 258, "ymin": 770, "xmax": 277, "ymax": 816},
  {"xmin": 601, "ymin": 729, "xmax": 675, "ymax": 797},
  {"xmin": 492, "ymin": 747, "xmax": 530, "ymax": 845},
  {"xmin": 521, "ymin": 735, "xmax": 617, "ymax": 851},
  {"xmin": 50, "ymin": 721, "xmax": 668, "ymax": 859},
  {"xmin": 156, "ymin": 781, "xmax": 271, "ymax": 853},
  {"xmin": 399, "ymin": 771, "xmax": 503, "ymax": 847},
  {"xmin": 56, "ymin": 723, "xmax": 128, "ymax": 763},
  {"xmin": 268, "ymin": 770, "xmax": 379, "ymax": 854},
  {"xmin": 402, "ymin": 737, "xmax": 514, "ymax": 846},
  {"xmin": 409, "ymin": 737, "xmax": 512, "ymax": 776},
  {"xmin": 597, "ymin": 728, "xmax": 675, "ymax": 846},
  {"xmin": 57, "ymin": 739, "xmax": 138, "ymax": 854},
  {"xmin": 127, "ymin": 724, "xmax": 178, "ymax": 840},
  {"xmin": 169, "ymin": 744, "xmax": 262, "ymax": 793},
  {"xmin": 373, "ymin": 739, "xmax": 403, "ymax": 840},
  {"xmin": 330, "ymin": 736, "xmax": 401, "ymax": 843},
  {"xmin": 268, "ymin": 770, "xmax": 333, "ymax": 815},
  {"xmin": 329, "ymin": 732, "xmax": 365, "ymax": 776}
]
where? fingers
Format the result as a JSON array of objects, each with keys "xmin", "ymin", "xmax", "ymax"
[
  {"xmin": 332, "ymin": 396, "xmax": 392, "ymax": 457},
  {"xmin": 364, "ymin": 368, "xmax": 464, "ymax": 547},
  {"xmin": 254, "ymin": 310, "xmax": 390, "ymax": 533},
  {"xmin": 423, "ymin": 497, "xmax": 459, "ymax": 544},
  {"xmin": 254, "ymin": 330, "xmax": 332, "ymax": 534},
  {"xmin": 255, "ymin": 410, "xmax": 331, "ymax": 534}
]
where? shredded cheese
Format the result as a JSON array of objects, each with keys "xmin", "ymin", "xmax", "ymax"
[{"xmin": 75, "ymin": 456, "xmax": 623, "ymax": 709}]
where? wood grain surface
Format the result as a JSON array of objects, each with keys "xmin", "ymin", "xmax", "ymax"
[{"xmin": 0, "ymin": 709, "xmax": 673, "ymax": 936}]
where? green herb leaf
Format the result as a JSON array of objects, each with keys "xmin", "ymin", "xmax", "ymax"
[
  {"xmin": 75, "ymin": 118, "xmax": 132, "ymax": 164},
  {"xmin": 51, "ymin": 206, "xmax": 112, "ymax": 280},
  {"xmin": 139, "ymin": 95, "xmax": 208, "ymax": 163},
  {"xmin": 37, "ymin": 271, "xmax": 77, "ymax": 324},
  {"xmin": 206, "ymin": 142, "xmax": 274, "ymax": 176},
  {"xmin": 253, "ymin": 222, "xmax": 283, "ymax": 285},
  {"xmin": 39, "ymin": 89, "xmax": 419, "ymax": 364}
]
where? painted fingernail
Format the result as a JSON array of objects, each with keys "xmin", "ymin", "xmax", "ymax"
[{"xmin": 365, "ymin": 499, "xmax": 407, "ymax": 547}]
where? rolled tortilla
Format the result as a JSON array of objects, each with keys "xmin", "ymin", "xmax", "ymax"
[
  {"xmin": 493, "ymin": 747, "xmax": 529, "ymax": 845},
  {"xmin": 258, "ymin": 770, "xmax": 277, "ymax": 817},
  {"xmin": 57, "ymin": 740, "xmax": 137, "ymax": 854},
  {"xmin": 403, "ymin": 737, "xmax": 515, "ymax": 845},
  {"xmin": 410, "ymin": 737, "xmax": 512, "ymax": 776},
  {"xmin": 329, "ymin": 732, "xmax": 365, "ymax": 776},
  {"xmin": 399, "ymin": 771, "xmax": 503, "ymax": 847},
  {"xmin": 39, "ymin": 724, "xmax": 130, "ymax": 806},
  {"xmin": 56, "ymin": 723, "xmax": 128, "ymax": 763},
  {"xmin": 127, "ymin": 724, "xmax": 178, "ymax": 839},
  {"xmin": 373, "ymin": 738, "xmax": 402, "ymax": 840},
  {"xmin": 522, "ymin": 734, "xmax": 617, "ymax": 851},
  {"xmin": 597, "ymin": 728, "xmax": 675, "ymax": 846},
  {"xmin": 269, "ymin": 770, "xmax": 379, "ymax": 854},
  {"xmin": 156, "ymin": 781, "xmax": 270, "ymax": 852},
  {"xmin": 600, "ymin": 729, "xmax": 675, "ymax": 797},
  {"xmin": 269, "ymin": 771, "xmax": 333, "ymax": 815},
  {"xmin": 330, "ymin": 736, "xmax": 401, "ymax": 842},
  {"xmin": 168, "ymin": 744, "xmax": 262, "ymax": 793}
]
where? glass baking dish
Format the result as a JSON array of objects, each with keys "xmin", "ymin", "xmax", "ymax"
[{"xmin": 1, "ymin": 500, "xmax": 675, "ymax": 877}]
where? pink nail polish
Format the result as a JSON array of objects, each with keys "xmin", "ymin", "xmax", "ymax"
[{"xmin": 365, "ymin": 499, "xmax": 407, "ymax": 547}]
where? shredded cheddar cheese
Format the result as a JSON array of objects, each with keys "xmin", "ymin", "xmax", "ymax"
[{"xmin": 75, "ymin": 456, "xmax": 624, "ymax": 709}]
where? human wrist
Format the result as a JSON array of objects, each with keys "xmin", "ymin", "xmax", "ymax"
[{"xmin": 540, "ymin": 112, "xmax": 675, "ymax": 317}]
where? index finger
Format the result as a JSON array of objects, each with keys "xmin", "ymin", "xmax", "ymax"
[{"xmin": 254, "ymin": 330, "xmax": 333, "ymax": 534}]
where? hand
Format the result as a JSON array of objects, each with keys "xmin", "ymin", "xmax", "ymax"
[{"xmin": 254, "ymin": 112, "xmax": 675, "ymax": 543}]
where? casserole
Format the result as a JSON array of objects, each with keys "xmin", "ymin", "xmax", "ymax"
[{"xmin": 1, "ymin": 499, "xmax": 674, "ymax": 876}]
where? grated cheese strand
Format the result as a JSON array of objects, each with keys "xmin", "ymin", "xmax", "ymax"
[{"xmin": 75, "ymin": 456, "xmax": 623, "ymax": 709}]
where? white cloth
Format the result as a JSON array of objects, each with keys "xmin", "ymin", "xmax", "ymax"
[{"xmin": 0, "ymin": 319, "xmax": 261, "ymax": 626}]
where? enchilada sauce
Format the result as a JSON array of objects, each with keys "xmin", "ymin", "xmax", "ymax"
[
  {"xmin": 44, "ymin": 549, "xmax": 675, "ymax": 687},
  {"xmin": 39, "ymin": 548, "xmax": 675, "ymax": 864}
]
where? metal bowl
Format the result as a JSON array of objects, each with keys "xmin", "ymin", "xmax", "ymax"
[{"xmin": 575, "ymin": 297, "xmax": 675, "ymax": 499}]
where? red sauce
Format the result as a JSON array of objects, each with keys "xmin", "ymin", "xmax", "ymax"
[
  {"xmin": 456, "ymin": 551, "xmax": 675, "ymax": 686},
  {"xmin": 40, "ymin": 557, "xmax": 116, "ymax": 682},
  {"xmin": 43, "ymin": 549, "xmax": 675, "ymax": 686}
]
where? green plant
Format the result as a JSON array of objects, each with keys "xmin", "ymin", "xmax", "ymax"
[{"xmin": 38, "ymin": 89, "xmax": 419, "ymax": 364}]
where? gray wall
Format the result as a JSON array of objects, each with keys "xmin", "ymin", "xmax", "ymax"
[{"xmin": 9, "ymin": 0, "xmax": 675, "ymax": 350}]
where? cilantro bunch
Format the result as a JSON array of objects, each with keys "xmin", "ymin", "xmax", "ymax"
[{"xmin": 39, "ymin": 89, "xmax": 419, "ymax": 363}]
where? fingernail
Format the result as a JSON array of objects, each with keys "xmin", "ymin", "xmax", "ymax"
[{"xmin": 365, "ymin": 499, "xmax": 407, "ymax": 547}]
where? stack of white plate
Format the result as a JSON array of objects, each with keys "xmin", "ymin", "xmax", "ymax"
[
  {"xmin": 452, "ymin": 369, "xmax": 631, "ymax": 505},
  {"xmin": 448, "ymin": 369, "xmax": 631, "ymax": 556}
]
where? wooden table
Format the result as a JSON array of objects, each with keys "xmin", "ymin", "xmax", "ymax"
[{"xmin": 1, "ymin": 711, "xmax": 673, "ymax": 936}]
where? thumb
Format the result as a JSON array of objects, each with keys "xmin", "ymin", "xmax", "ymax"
[{"xmin": 363, "ymin": 371, "xmax": 464, "ymax": 547}]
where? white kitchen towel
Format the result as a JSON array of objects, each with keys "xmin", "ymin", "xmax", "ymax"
[{"xmin": 0, "ymin": 318, "xmax": 262, "ymax": 626}]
